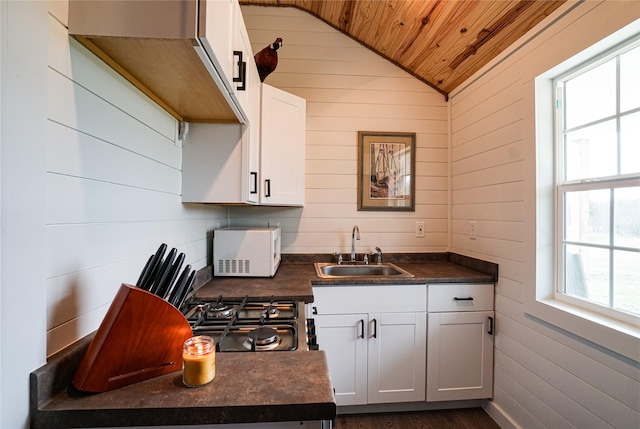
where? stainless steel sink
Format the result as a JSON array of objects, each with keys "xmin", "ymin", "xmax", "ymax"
[{"xmin": 314, "ymin": 262, "xmax": 414, "ymax": 279}]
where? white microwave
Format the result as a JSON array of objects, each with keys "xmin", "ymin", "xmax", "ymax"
[{"xmin": 213, "ymin": 227, "xmax": 281, "ymax": 277}]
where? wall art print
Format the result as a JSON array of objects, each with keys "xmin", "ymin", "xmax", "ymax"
[{"xmin": 357, "ymin": 131, "xmax": 415, "ymax": 211}]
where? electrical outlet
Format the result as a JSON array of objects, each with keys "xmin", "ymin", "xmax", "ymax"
[
  {"xmin": 470, "ymin": 221, "xmax": 477, "ymax": 240},
  {"xmin": 416, "ymin": 221, "xmax": 425, "ymax": 238}
]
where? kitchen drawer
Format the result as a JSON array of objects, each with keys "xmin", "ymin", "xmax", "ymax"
[
  {"xmin": 312, "ymin": 284, "xmax": 427, "ymax": 314},
  {"xmin": 428, "ymin": 283, "xmax": 494, "ymax": 312}
]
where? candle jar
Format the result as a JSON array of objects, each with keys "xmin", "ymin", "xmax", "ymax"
[{"xmin": 182, "ymin": 336, "xmax": 216, "ymax": 387}]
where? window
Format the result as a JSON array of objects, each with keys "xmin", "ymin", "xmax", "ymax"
[{"xmin": 554, "ymin": 39, "xmax": 640, "ymax": 326}]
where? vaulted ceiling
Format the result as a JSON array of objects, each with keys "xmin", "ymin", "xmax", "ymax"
[{"xmin": 240, "ymin": 0, "xmax": 567, "ymax": 99}]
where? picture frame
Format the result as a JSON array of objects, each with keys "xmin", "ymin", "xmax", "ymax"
[{"xmin": 357, "ymin": 131, "xmax": 416, "ymax": 211}]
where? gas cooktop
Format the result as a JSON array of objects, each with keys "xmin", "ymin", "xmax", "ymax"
[{"xmin": 182, "ymin": 297, "xmax": 300, "ymax": 352}]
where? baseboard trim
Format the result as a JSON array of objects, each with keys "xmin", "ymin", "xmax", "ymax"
[
  {"xmin": 483, "ymin": 400, "xmax": 521, "ymax": 429},
  {"xmin": 337, "ymin": 400, "xmax": 484, "ymax": 415}
]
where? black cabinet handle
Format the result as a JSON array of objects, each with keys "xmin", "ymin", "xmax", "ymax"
[
  {"xmin": 250, "ymin": 171, "xmax": 258, "ymax": 194},
  {"xmin": 232, "ymin": 51, "xmax": 246, "ymax": 91},
  {"xmin": 312, "ymin": 306, "xmax": 318, "ymax": 315},
  {"xmin": 488, "ymin": 316, "xmax": 494, "ymax": 335},
  {"xmin": 372, "ymin": 319, "xmax": 377, "ymax": 338},
  {"xmin": 359, "ymin": 319, "xmax": 364, "ymax": 339},
  {"xmin": 453, "ymin": 297, "xmax": 474, "ymax": 301},
  {"xmin": 265, "ymin": 179, "xmax": 271, "ymax": 197}
]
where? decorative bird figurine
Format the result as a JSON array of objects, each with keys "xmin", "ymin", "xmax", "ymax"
[{"xmin": 254, "ymin": 37, "xmax": 282, "ymax": 82}]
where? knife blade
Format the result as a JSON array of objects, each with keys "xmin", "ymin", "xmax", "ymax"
[
  {"xmin": 148, "ymin": 247, "xmax": 176, "ymax": 296},
  {"xmin": 139, "ymin": 243, "xmax": 167, "ymax": 291},
  {"xmin": 157, "ymin": 252, "xmax": 185, "ymax": 300},
  {"xmin": 167, "ymin": 264, "xmax": 191, "ymax": 307}
]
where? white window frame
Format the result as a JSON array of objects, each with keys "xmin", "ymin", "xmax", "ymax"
[
  {"xmin": 528, "ymin": 20, "xmax": 640, "ymax": 363},
  {"xmin": 553, "ymin": 39, "xmax": 640, "ymax": 327}
]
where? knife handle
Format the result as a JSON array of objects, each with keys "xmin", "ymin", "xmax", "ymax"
[
  {"xmin": 136, "ymin": 254, "xmax": 154, "ymax": 288},
  {"xmin": 174, "ymin": 270, "xmax": 196, "ymax": 310},
  {"xmin": 149, "ymin": 248, "xmax": 177, "ymax": 295},
  {"xmin": 159, "ymin": 253, "xmax": 185, "ymax": 300},
  {"xmin": 139, "ymin": 243, "xmax": 167, "ymax": 291},
  {"xmin": 168, "ymin": 265, "xmax": 192, "ymax": 307}
]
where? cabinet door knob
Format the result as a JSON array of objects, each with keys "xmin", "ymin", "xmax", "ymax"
[
  {"xmin": 453, "ymin": 297, "xmax": 474, "ymax": 301},
  {"xmin": 359, "ymin": 319, "xmax": 365, "ymax": 339},
  {"xmin": 312, "ymin": 306, "xmax": 318, "ymax": 315},
  {"xmin": 488, "ymin": 316, "xmax": 494, "ymax": 335},
  {"xmin": 372, "ymin": 318, "xmax": 377, "ymax": 339}
]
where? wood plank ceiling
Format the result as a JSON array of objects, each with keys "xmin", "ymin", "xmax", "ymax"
[{"xmin": 240, "ymin": 0, "xmax": 567, "ymax": 99}]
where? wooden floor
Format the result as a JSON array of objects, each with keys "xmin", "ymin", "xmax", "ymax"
[{"xmin": 333, "ymin": 408, "xmax": 500, "ymax": 429}]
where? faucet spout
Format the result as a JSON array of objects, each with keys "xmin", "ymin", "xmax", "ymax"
[{"xmin": 351, "ymin": 225, "xmax": 360, "ymax": 262}]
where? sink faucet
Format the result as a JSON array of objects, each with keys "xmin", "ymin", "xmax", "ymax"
[
  {"xmin": 351, "ymin": 225, "xmax": 360, "ymax": 262},
  {"xmin": 375, "ymin": 247, "xmax": 382, "ymax": 264}
]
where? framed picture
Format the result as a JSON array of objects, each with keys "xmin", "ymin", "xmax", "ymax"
[{"xmin": 358, "ymin": 131, "xmax": 416, "ymax": 211}]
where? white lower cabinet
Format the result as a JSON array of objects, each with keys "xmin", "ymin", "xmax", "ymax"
[
  {"xmin": 312, "ymin": 282, "xmax": 494, "ymax": 408},
  {"xmin": 312, "ymin": 285, "xmax": 427, "ymax": 406},
  {"xmin": 426, "ymin": 283, "xmax": 494, "ymax": 402}
]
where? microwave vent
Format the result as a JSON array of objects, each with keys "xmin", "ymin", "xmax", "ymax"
[{"xmin": 218, "ymin": 259, "xmax": 250, "ymax": 274}]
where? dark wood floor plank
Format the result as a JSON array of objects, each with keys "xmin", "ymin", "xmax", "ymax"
[{"xmin": 334, "ymin": 408, "xmax": 500, "ymax": 429}]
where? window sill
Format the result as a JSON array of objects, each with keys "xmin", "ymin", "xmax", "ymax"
[{"xmin": 526, "ymin": 297, "xmax": 640, "ymax": 362}]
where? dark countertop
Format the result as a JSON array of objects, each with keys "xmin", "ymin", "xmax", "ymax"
[
  {"xmin": 31, "ymin": 253, "xmax": 497, "ymax": 428},
  {"xmin": 194, "ymin": 252, "xmax": 497, "ymax": 302},
  {"xmin": 31, "ymin": 334, "xmax": 335, "ymax": 428}
]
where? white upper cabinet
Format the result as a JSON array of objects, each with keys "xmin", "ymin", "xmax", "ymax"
[
  {"xmin": 260, "ymin": 84, "xmax": 306, "ymax": 206},
  {"xmin": 68, "ymin": 0, "xmax": 250, "ymax": 123},
  {"xmin": 182, "ymin": 85, "xmax": 305, "ymax": 206}
]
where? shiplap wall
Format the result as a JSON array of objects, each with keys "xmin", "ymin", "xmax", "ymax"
[
  {"xmin": 236, "ymin": 6, "xmax": 449, "ymax": 255},
  {"xmin": 45, "ymin": 9, "xmax": 227, "ymax": 356},
  {"xmin": 449, "ymin": 2, "xmax": 640, "ymax": 429}
]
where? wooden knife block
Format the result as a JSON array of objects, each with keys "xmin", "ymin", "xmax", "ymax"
[{"xmin": 72, "ymin": 283, "xmax": 193, "ymax": 392}]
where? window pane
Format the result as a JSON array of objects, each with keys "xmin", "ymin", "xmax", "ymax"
[
  {"xmin": 565, "ymin": 59, "xmax": 616, "ymax": 129},
  {"xmin": 614, "ymin": 186, "xmax": 640, "ymax": 248},
  {"xmin": 620, "ymin": 45, "xmax": 640, "ymax": 113},
  {"xmin": 621, "ymin": 112, "xmax": 640, "ymax": 175},
  {"xmin": 564, "ymin": 245, "xmax": 609, "ymax": 306},
  {"xmin": 565, "ymin": 189, "xmax": 610, "ymax": 245},
  {"xmin": 614, "ymin": 250, "xmax": 640, "ymax": 316},
  {"xmin": 565, "ymin": 120, "xmax": 617, "ymax": 180}
]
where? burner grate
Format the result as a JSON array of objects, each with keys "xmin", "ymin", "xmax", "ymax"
[{"xmin": 183, "ymin": 296, "xmax": 298, "ymax": 352}]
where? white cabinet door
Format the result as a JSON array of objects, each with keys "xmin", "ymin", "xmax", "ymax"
[
  {"xmin": 199, "ymin": 0, "xmax": 235, "ymax": 93},
  {"xmin": 231, "ymin": 1, "xmax": 258, "ymax": 122},
  {"xmin": 260, "ymin": 84, "xmax": 306, "ymax": 205},
  {"xmin": 368, "ymin": 312, "xmax": 427, "ymax": 404},
  {"xmin": 315, "ymin": 314, "xmax": 368, "ymax": 406},
  {"xmin": 427, "ymin": 311, "xmax": 494, "ymax": 401}
]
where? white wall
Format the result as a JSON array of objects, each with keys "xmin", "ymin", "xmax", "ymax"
[
  {"xmin": 1, "ymin": 3, "xmax": 48, "ymax": 429},
  {"xmin": 237, "ymin": 6, "xmax": 449, "ymax": 255},
  {"xmin": 449, "ymin": 1, "xmax": 640, "ymax": 428},
  {"xmin": 45, "ymin": 6, "xmax": 228, "ymax": 357},
  {"xmin": 1, "ymin": 4, "xmax": 227, "ymax": 428}
]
